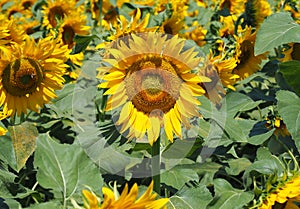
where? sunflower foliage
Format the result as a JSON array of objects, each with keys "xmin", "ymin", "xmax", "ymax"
[{"xmin": 0, "ymin": 0, "xmax": 300, "ymax": 209}]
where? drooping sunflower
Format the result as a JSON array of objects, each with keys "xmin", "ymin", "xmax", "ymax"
[
  {"xmin": 258, "ymin": 174, "xmax": 300, "ymax": 209},
  {"xmin": 98, "ymin": 33, "xmax": 210, "ymax": 145},
  {"xmin": 244, "ymin": 0, "xmax": 272, "ymax": 28},
  {"xmin": 0, "ymin": 36, "xmax": 69, "ymax": 116},
  {"xmin": 82, "ymin": 181, "xmax": 169, "ymax": 209},
  {"xmin": 233, "ymin": 26, "xmax": 267, "ymax": 80},
  {"xmin": 42, "ymin": 0, "xmax": 82, "ymax": 29},
  {"xmin": 200, "ymin": 53, "xmax": 238, "ymax": 103},
  {"xmin": 281, "ymin": 43, "xmax": 300, "ymax": 62},
  {"xmin": 265, "ymin": 116, "xmax": 291, "ymax": 137}
]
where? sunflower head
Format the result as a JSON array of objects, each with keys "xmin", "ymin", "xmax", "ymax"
[
  {"xmin": 281, "ymin": 43, "xmax": 300, "ymax": 62},
  {"xmin": 98, "ymin": 33, "xmax": 210, "ymax": 145},
  {"xmin": 233, "ymin": 26, "xmax": 267, "ymax": 80},
  {"xmin": 0, "ymin": 36, "xmax": 69, "ymax": 116}
]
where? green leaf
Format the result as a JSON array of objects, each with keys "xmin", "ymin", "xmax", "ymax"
[
  {"xmin": 225, "ymin": 158, "xmax": 252, "ymax": 176},
  {"xmin": 24, "ymin": 201, "xmax": 62, "ymax": 209},
  {"xmin": 248, "ymin": 131, "xmax": 274, "ymax": 145},
  {"xmin": 8, "ymin": 122, "xmax": 38, "ymax": 172},
  {"xmin": 34, "ymin": 134, "xmax": 103, "ymax": 204},
  {"xmin": 73, "ymin": 35, "xmax": 97, "ymax": 54},
  {"xmin": 207, "ymin": 179, "xmax": 254, "ymax": 209},
  {"xmin": 276, "ymin": 90, "xmax": 300, "ymax": 149},
  {"xmin": 279, "ymin": 61, "xmax": 300, "ymax": 96},
  {"xmin": 161, "ymin": 167, "xmax": 199, "ymax": 190},
  {"xmin": 254, "ymin": 12, "xmax": 300, "ymax": 55},
  {"xmin": 0, "ymin": 136, "xmax": 17, "ymax": 171},
  {"xmin": 221, "ymin": 92, "xmax": 262, "ymax": 118},
  {"xmin": 167, "ymin": 184, "xmax": 213, "ymax": 209}
]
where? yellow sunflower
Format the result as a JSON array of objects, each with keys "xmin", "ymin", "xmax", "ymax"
[
  {"xmin": 245, "ymin": 0, "xmax": 272, "ymax": 27},
  {"xmin": 265, "ymin": 116, "xmax": 291, "ymax": 137},
  {"xmin": 233, "ymin": 26, "xmax": 267, "ymax": 80},
  {"xmin": 42, "ymin": 0, "xmax": 82, "ymax": 29},
  {"xmin": 182, "ymin": 21, "xmax": 207, "ymax": 47},
  {"xmin": 160, "ymin": 13, "xmax": 185, "ymax": 35},
  {"xmin": 98, "ymin": 33, "xmax": 210, "ymax": 145},
  {"xmin": 0, "ymin": 15, "xmax": 25, "ymax": 45},
  {"xmin": 0, "ymin": 36, "xmax": 69, "ymax": 116},
  {"xmin": 219, "ymin": 15, "xmax": 238, "ymax": 37},
  {"xmin": 97, "ymin": 8, "xmax": 158, "ymax": 48},
  {"xmin": 258, "ymin": 174, "xmax": 300, "ymax": 209},
  {"xmin": 58, "ymin": 13, "xmax": 90, "ymax": 49},
  {"xmin": 217, "ymin": 0, "xmax": 245, "ymax": 14},
  {"xmin": 281, "ymin": 43, "xmax": 300, "ymax": 62},
  {"xmin": 82, "ymin": 181, "xmax": 169, "ymax": 209}
]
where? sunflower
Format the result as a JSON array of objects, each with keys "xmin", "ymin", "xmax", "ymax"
[
  {"xmin": 265, "ymin": 116, "xmax": 291, "ymax": 137},
  {"xmin": 160, "ymin": 13, "xmax": 185, "ymax": 35},
  {"xmin": 97, "ymin": 8, "xmax": 158, "ymax": 48},
  {"xmin": 98, "ymin": 33, "xmax": 210, "ymax": 145},
  {"xmin": 217, "ymin": 0, "xmax": 245, "ymax": 14},
  {"xmin": 199, "ymin": 53, "xmax": 238, "ymax": 103},
  {"xmin": 258, "ymin": 174, "xmax": 300, "ymax": 209},
  {"xmin": 0, "ymin": 15, "xmax": 25, "ymax": 45},
  {"xmin": 281, "ymin": 43, "xmax": 300, "ymax": 62},
  {"xmin": 0, "ymin": 36, "xmax": 69, "ymax": 116},
  {"xmin": 42, "ymin": 0, "xmax": 82, "ymax": 29},
  {"xmin": 233, "ymin": 26, "xmax": 267, "ymax": 80},
  {"xmin": 82, "ymin": 181, "xmax": 168, "ymax": 209},
  {"xmin": 58, "ymin": 13, "xmax": 90, "ymax": 49},
  {"xmin": 219, "ymin": 15, "xmax": 238, "ymax": 37},
  {"xmin": 182, "ymin": 21, "xmax": 207, "ymax": 47},
  {"xmin": 244, "ymin": 0, "xmax": 272, "ymax": 28}
]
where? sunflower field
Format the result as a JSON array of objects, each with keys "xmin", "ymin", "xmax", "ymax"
[{"xmin": 0, "ymin": 0, "xmax": 300, "ymax": 208}]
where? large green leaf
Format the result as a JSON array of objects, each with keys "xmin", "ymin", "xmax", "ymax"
[
  {"xmin": 161, "ymin": 166, "xmax": 199, "ymax": 190},
  {"xmin": 167, "ymin": 184, "xmax": 213, "ymax": 209},
  {"xmin": 276, "ymin": 90, "xmax": 300, "ymax": 149},
  {"xmin": 34, "ymin": 134, "xmax": 103, "ymax": 205},
  {"xmin": 254, "ymin": 12, "xmax": 300, "ymax": 55},
  {"xmin": 279, "ymin": 61, "xmax": 300, "ymax": 96},
  {"xmin": 207, "ymin": 179, "xmax": 254, "ymax": 209},
  {"xmin": 8, "ymin": 122, "xmax": 38, "ymax": 172}
]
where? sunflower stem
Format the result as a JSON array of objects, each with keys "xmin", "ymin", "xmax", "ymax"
[{"xmin": 151, "ymin": 136, "xmax": 161, "ymax": 195}]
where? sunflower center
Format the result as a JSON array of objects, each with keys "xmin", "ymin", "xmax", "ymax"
[
  {"xmin": 141, "ymin": 73, "xmax": 164, "ymax": 95},
  {"xmin": 2, "ymin": 57, "xmax": 44, "ymax": 96},
  {"xmin": 48, "ymin": 6, "xmax": 65, "ymax": 28},
  {"xmin": 125, "ymin": 56, "xmax": 182, "ymax": 114},
  {"xmin": 62, "ymin": 25, "xmax": 75, "ymax": 48},
  {"xmin": 291, "ymin": 43, "xmax": 300, "ymax": 61},
  {"xmin": 238, "ymin": 40, "xmax": 253, "ymax": 66}
]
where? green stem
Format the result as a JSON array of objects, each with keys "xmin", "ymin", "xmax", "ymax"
[{"xmin": 151, "ymin": 136, "xmax": 161, "ymax": 195}]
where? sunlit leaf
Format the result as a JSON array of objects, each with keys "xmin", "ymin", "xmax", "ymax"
[
  {"xmin": 255, "ymin": 12, "xmax": 300, "ymax": 55},
  {"xmin": 8, "ymin": 122, "xmax": 38, "ymax": 172},
  {"xmin": 161, "ymin": 167, "xmax": 198, "ymax": 190},
  {"xmin": 167, "ymin": 184, "xmax": 213, "ymax": 209},
  {"xmin": 34, "ymin": 134, "xmax": 103, "ymax": 203}
]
